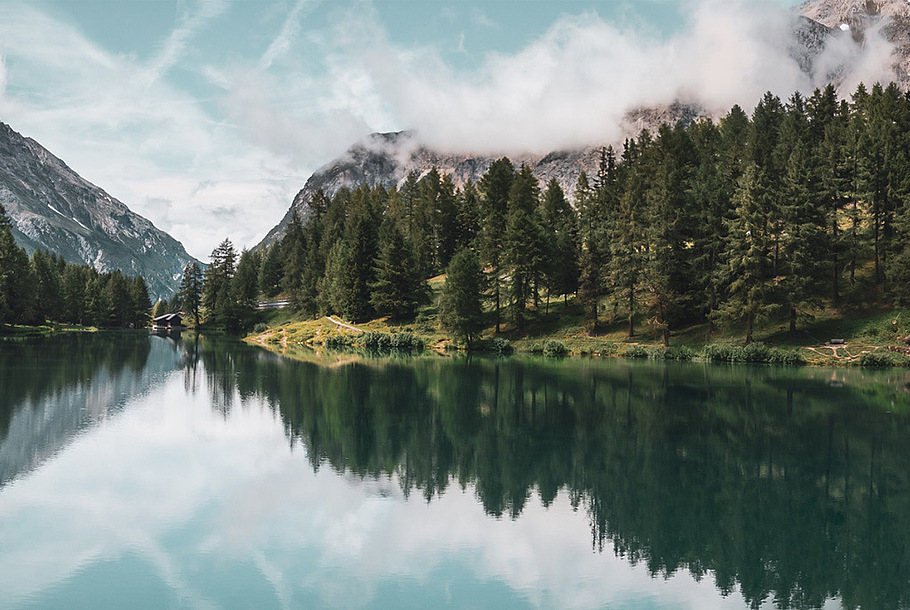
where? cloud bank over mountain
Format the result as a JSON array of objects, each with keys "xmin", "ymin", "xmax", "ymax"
[{"xmin": 0, "ymin": 0, "xmax": 900, "ymax": 256}]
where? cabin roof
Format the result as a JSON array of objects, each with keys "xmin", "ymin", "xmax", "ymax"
[{"xmin": 152, "ymin": 313, "xmax": 183, "ymax": 323}]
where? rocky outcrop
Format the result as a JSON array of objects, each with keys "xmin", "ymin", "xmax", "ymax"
[{"xmin": 0, "ymin": 122, "xmax": 199, "ymax": 299}]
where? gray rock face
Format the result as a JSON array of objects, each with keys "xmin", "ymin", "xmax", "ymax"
[
  {"xmin": 257, "ymin": 131, "xmax": 610, "ymax": 249},
  {"xmin": 802, "ymin": 0, "xmax": 910, "ymax": 87},
  {"xmin": 0, "ymin": 122, "xmax": 199, "ymax": 300}
]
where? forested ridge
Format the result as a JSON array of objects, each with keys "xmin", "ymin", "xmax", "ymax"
[
  {"xmin": 175, "ymin": 83, "xmax": 910, "ymax": 344},
  {"xmin": 228, "ymin": 82, "xmax": 910, "ymax": 346},
  {"xmin": 0, "ymin": 203, "xmax": 152, "ymax": 329}
]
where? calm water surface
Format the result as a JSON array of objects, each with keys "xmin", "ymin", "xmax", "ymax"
[{"xmin": 1, "ymin": 332, "xmax": 909, "ymax": 609}]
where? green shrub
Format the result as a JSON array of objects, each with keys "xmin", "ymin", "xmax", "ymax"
[
  {"xmin": 527, "ymin": 342, "xmax": 544, "ymax": 354},
  {"xmin": 705, "ymin": 343, "xmax": 805, "ymax": 365},
  {"xmin": 491, "ymin": 338, "xmax": 513, "ymax": 355},
  {"xmin": 858, "ymin": 350, "xmax": 909, "ymax": 368},
  {"xmin": 666, "ymin": 345, "xmax": 695, "ymax": 361},
  {"xmin": 252, "ymin": 322, "xmax": 268, "ymax": 334},
  {"xmin": 768, "ymin": 350, "xmax": 807, "ymax": 366},
  {"xmin": 624, "ymin": 345, "xmax": 650, "ymax": 359},
  {"xmin": 390, "ymin": 332, "xmax": 423, "ymax": 350},
  {"xmin": 323, "ymin": 334, "xmax": 353, "ymax": 349},
  {"xmin": 542, "ymin": 339, "xmax": 569, "ymax": 357},
  {"xmin": 361, "ymin": 331, "xmax": 391, "ymax": 350}
]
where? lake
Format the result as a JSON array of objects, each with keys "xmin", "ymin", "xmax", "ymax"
[{"xmin": 1, "ymin": 332, "xmax": 908, "ymax": 609}]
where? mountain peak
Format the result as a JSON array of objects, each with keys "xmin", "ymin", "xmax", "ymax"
[{"xmin": 0, "ymin": 121, "xmax": 199, "ymax": 299}]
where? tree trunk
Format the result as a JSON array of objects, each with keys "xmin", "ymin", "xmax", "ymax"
[
  {"xmin": 832, "ymin": 219, "xmax": 839, "ymax": 305},
  {"xmin": 628, "ymin": 282, "xmax": 635, "ymax": 339},
  {"xmin": 789, "ymin": 306, "xmax": 797, "ymax": 336},
  {"xmin": 745, "ymin": 309, "xmax": 754, "ymax": 344},
  {"xmin": 494, "ymin": 280, "xmax": 500, "ymax": 333}
]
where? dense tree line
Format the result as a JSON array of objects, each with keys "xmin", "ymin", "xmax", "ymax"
[
  {"xmin": 258, "ymin": 82, "xmax": 910, "ymax": 344},
  {"xmin": 0, "ymin": 203, "xmax": 152, "ymax": 329},
  {"xmin": 172, "ymin": 238, "xmax": 259, "ymax": 331}
]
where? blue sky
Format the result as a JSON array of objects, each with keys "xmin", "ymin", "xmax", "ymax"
[{"xmin": 0, "ymin": 0, "xmax": 870, "ymax": 258}]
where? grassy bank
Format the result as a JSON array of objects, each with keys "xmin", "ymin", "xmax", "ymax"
[
  {"xmin": 244, "ymin": 287, "xmax": 910, "ymax": 367},
  {"xmin": 0, "ymin": 323, "xmax": 99, "ymax": 340}
]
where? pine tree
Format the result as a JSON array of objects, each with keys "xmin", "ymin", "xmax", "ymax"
[
  {"xmin": 258, "ymin": 242, "xmax": 284, "ymax": 298},
  {"xmin": 541, "ymin": 178, "xmax": 578, "ymax": 310},
  {"xmin": 779, "ymin": 139, "xmax": 826, "ymax": 334},
  {"xmin": 129, "ymin": 276, "xmax": 152, "ymax": 327},
  {"xmin": 439, "ymin": 248, "xmax": 485, "ymax": 347},
  {"xmin": 370, "ymin": 218, "xmax": 427, "ymax": 319},
  {"xmin": 178, "ymin": 262, "xmax": 203, "ymax": 327},
  {"xmin": 456, "ymin": 179, "xmax": 481, "ymax": 251},
  {"xmin": 478, "ymin": 158, "xmax": 514, "ymax": 333},
  {"xmin": 611, "ymin": 138, "xmax": 646, "ymax": 338},
  {"xmin": 104, "ymin": 271, "xmax": 132, "ymax": 327},
  {"xmin": 435, "ymin": 173, "xmax": 459, "ymax": 270},
  {"xmin": 233, "ymin": 249, "xmax": 260, "ymax": 310},
  {"xmin": 504, "ymin": 164, "xmax": 543, "ymax": 332},
  {"xmin": 202, "ymin": 238, "xmax": 237, "ymax": 326},
  {"xmin": 0, "ymin": 211, "xmax": 34, "ymax": 327},
  {"xmin": 717, "ymin": 164, "xmax": 774, "ymax": 343}
]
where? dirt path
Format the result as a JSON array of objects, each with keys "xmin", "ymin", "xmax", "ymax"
[{"xmin": 326, "ymin": 315, "xmax": 364, "ymax": 334}]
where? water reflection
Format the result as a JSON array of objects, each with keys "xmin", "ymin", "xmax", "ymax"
[
  {"xmin": 2, "ymin": 333, "xmax": 909, "ymax": 608},
  {"xmin": 0, "ymin": 333, "xmax": 182, "ymax": 487},
  {"xmin": 189, "ymin": 340, "xmax": 910, "ymax": 610}
]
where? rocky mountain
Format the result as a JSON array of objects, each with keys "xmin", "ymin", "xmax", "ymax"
[
  {"xmin": 258, "ymin": 132, "xmax": 608, "ymax": 248},
  {"xmin": 0, "ymin": 122, "xmax": 199, "ymax": 300},
  {"xmin": 259, "ymin": 0, "xmax": 910, "ymax": 249},
  {"xmin": 802, "ymin": 0, "xmax": 910, "ymax": 88}
]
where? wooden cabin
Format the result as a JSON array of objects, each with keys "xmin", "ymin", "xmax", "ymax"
[{"xmin": 152, "ymin": 312, "xmax": 184, "ymax": 330}]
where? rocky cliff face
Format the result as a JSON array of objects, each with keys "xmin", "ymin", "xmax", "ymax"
[
  {"xmin": 0, "ymin": 122, "xmax": 199, "ymax": 299},
  {"xmin": 259, "ymin": 0, "xmax": 910, "ymax": 249},
  {"xmin": 258, "ymin": 132, "xmax": 608, "ymax": 248},
  {"xmin": 802, "ymin": 0, "xmax": 910, "ymax": 88}
]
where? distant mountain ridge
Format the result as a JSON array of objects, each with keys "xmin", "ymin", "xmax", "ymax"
[
  {"xmin": 258, "ymin": 131, "xmax": 609, "ymax": 248},
  {"xmin": 0, "ymin": 121, "xmax": 199, "ymax": 299}
]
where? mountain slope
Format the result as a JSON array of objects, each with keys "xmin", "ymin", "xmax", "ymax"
[
  {"xmin": 0, "ymin": 122, "xmax": 199, "ymax": 299},
  {"xmin": 258, "ymin": 131, "xmax": 611, "ymax": 248}
]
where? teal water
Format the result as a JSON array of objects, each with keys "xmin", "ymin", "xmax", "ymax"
[{"xmin": 1, "ymin": 333, "xmax": 909, "ymax": 609}]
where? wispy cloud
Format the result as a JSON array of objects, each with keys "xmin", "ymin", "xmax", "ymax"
[
  {"xmin": 471, "ymin": 7, "xmax": 498, "ymax": 29},
  {"xmin": 142, "ymin": 0, "xmax": 227, "ymax": 87},
  {"xmin": 259, "ymin": 0, "xmax": 317, "ymax": 70}
]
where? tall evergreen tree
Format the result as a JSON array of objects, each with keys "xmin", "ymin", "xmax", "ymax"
[
  {"xmin": 541, "ymin": 178, "xmax": 578, "ymax": 310},
  {"xmin": 178, "ymin": 262, "xmax": 203, "ymax": 327},
  {"xmin": 478, "ymin": 158, "xmax": 514, "ymax": 332},
  {"xmin": 0, "ymin": 205, "xmax": 34, "ymax": 326},
  {"xmin": 718, "ymin": 164, "xmax": 774, "ymax": 343},
  {"xmin": 202, "ymin": 238, "xmax": 237, "ymax": 326},
  {"xmin": 504, "ymin": 164, "xmax": 543, "ymax": 332},
  {"xmin": 439, "ymin": 248, "xmax": 485, "ymax": 347},
  {"xmin": 370, "ymin": 218, "xmax": 428, "ymax": 319}
]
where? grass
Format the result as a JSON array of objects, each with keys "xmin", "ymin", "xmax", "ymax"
[
  {"xmin": 244, "ymin": 279, "xmax": 910, "ymax": 367},
  {"xmin": 0, "ymin": 323, "xmax": 98, "ymax": 339}
]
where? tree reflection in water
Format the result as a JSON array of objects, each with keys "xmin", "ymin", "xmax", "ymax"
[{"xmin": 180, "ymin": 337, "xmax": 910, "ymax": 609}]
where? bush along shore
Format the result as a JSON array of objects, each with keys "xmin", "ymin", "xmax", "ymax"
[{"xmin": 243, "ymin": 304, "xmax": 910, "ymax": 368}]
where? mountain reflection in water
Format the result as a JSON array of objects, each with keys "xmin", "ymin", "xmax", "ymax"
[{"xmin": 1, "ymin": 333, "xmax": 908, "ymax": 609}]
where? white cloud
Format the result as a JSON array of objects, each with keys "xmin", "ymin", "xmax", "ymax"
[
  {"xmin": 311, "ymin": 0, "xmax": 896, "ymax": 154},
  {"xmin": 0, "ymin": 0, "xmax": 898, "ymax": 259}
]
